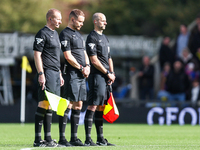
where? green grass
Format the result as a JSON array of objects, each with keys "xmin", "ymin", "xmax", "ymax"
[{"xmin": 0, "ymin": 123, "xmax": 200, "ymax": 150}]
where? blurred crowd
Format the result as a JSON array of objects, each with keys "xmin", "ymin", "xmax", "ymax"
[{"xmin": 137, "ymin": 13, "xmax": 200, "ymax": 107}]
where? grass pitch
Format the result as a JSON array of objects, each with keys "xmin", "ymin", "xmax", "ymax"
[{"xmin": 0, "ymin": 123, "xmax": 200, "ymax": 150}]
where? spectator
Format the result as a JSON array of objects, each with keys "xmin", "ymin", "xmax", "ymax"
[
  {"xmin": 166, "ymin": 60, "xmax": 190, "ymax": 103},
  {"xmin": 187, "ymin": 79, "xmax": 200, "ymax": 107},
  {"xmin": 159, "ymin": 37, "xmax": 175, "ymax": 70},
  {"xmin": 188, "ymin": 13, "xmax": 200, "ymax": 60},
  {"xmin": 177, "ymin": 48, "xmax": 200, "ymax": 82},
  {"xmin": 174, "ymin": 24, "xmax": 190, "ymax": 58},
  {"xmin": 157, "ymin": 62, "xmax": 171, "ymax": 101},
  {"xmin": 178, "ymin": 47, "xmax": 199, "ymax": 71},
  {"xmin": 129, "ymin": 67, "xmax": 136, "ymax": 77},
  {"xmin": 138, "ymin": 56, "xmax": 154, "ymax": 100},
  {"xmin": 185, "ymin": 62, "xmax": 199, "ymax": 81}
]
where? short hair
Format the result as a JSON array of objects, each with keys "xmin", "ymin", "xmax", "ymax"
[
  {"xmin": 46, "ymin": 8, "xmax": 61, "ymax": 21},
  {"xmin": 182, "ymin": 47, "xmax": 190, "ymax": 53},
  {"xmin": 92, "ymin": 12, "xmax": 104, "ymax": 22},
  {"xmin": 69, "ymin": 9, "xmax": 85, "ymax": 20},
  {"xmin": 180, "ymin": 24, "xmax": 187, "ymax": 27}
]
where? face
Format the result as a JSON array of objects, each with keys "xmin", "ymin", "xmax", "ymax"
[
  {"xmin": 196, "ymin": 17, "xmax": 200, "ymax": 25},
  {"xmin": 50, "ymin": 11, "xmax": 62, "ymax": 29},
  {"xmin": 182, "ymin": 50, "xmax": 189, "ymax": 57},
  {"xmin": 96, "ymin": 14, "xmax": 107, "ymax": 30},
  {"xmin": 180, "ymin": 25, "xmax": 187, "ymax": 34},
  {"xmin": 193, "ymin": 80, "xmax": 199, "ymax": 87},
  {"xmin": 164, "ymin": 64, "xmax": 170, "ymax": 72},
  {"xmin": 72, "ymin": 15, "xmax": 85, "ymax": 30},
  {"xmin": 174, "ymin": 61, "xmax": 182, "ymax": 70},
  {"xmin": 163, "ymin": 37, "xmax": 170, "ymax": 45},
  {"xmin": 143, "ymin": 56, "xmax": 150, "ymax": 66}
]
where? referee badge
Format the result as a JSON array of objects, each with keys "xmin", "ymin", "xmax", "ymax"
[
  {"xmin": 88, "ymin": 43, "xmax": 95, "ymax": 49},
  {"xmin": 61, "ymin": 40, "xmax": 68, "ymax": 47},
  {"xmin": 36, "ymin": 38, "xmax": 43, "ymax": 44}
]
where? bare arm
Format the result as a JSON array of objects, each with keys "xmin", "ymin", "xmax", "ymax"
[
  {"xmin": 84, "ymin": 50, "xmax": 90, "ymax": 65},
  {"xmin": 82, "ymin": 50, "xmax": 90, "ymax": 78},
  {"xmin": 90, "ymin": 55, "xmax": 115, "ymax": 84},
  {"xmin": 90, "ymin": 55, "xmax": 107, "ymax": 74},
  {"xmin": 63, "ymin": 50, "xmax": 82, "ymax": 70},
  {"xmin": 108, "ymin": 58, "xmax": 114, "ymax": 73},
  {"xmin": 34, "ymin": 51, "xmax": 45, "ymax": 90}
]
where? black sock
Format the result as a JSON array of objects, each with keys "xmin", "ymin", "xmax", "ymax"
[
  {"xmin": 59, "ymin": 108, "xmax": 70, "ymax": 141},
  {"xmin": 70, "ymin": 109, "xmax": 81, "ymax": 141},
  {"xmin": 34, "ymin": 107, "xmax": 46, "ymax": 142},
  {"xmin": 95, "ymin": 111, "xmax": 104, "ymax": 141},
  {"xmin": 84, "ymin": 109, "xmax": 95, "ymax": 141},
  {"xmin": 44, "ymin": 109, "xmax": 53, "ymax": 142}
]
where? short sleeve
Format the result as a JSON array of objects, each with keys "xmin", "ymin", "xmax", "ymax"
[
  {"xmin": 59, "ymin": 31, "xmax": 71, "ymax": 52},
  {"xmin": 33, "ymin": 30, "xmax": 46, "ymax": 52},
  {"xmin": 86, "ymin": 35, "xmax": 97, "ymax": 56},
  {"xmin": 108, "ymin": 46, "xmax": 111, "ymax": 59}
]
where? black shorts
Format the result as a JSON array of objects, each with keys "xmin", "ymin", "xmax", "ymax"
[
  {"xmin": 38, "ymin": 69, "xmax": 60, "ymax": 102},
  {"xmin": 62, "ymin": 73, "xmax": 87, "ymax": 102},
  {"xmin": 87, "ymin": 74, "xmax": 108, "ymax": 106}
]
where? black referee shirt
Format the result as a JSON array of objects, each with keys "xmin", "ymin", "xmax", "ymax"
[
  {"xmin": 33, "ymin": 26, "xmax": 61, "ymax": 71},
  {"xmin": 59, "ymin": 27, "xmax": 86, "ymax": 70},
  {"xmin": 86, "ymin": 30, "xmax": 111, "ymax": 74}
]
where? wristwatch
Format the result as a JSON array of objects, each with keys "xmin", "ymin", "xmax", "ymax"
[
  {"xmin": 106, "ymin": 70, "xmax": 110, "ymax": 75},
  {"xmin": 38, "ymin": 72, "xmax": 43, "ymax": 75},
  {"xmin": 79, "ymin": 65, "xmax": 84, "ymax": 72}
]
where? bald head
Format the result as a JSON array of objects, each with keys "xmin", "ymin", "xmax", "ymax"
[
  {"xmin": 92, "ymin": 12, "xmax": 105, "ymax": 22},
  {"xmin": 46, "ymin": 8, "xmax": 61, "ymax": 22},
  {"xmin": 93, "ymin": 12, "xmax": 107, "ymax": 33}
]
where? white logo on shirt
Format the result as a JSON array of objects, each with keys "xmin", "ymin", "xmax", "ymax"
[
  {"xmin": 99, "ymin": 40, "xmax": 102, "ymax": 42},
  {"xmin": 88, "ymin": 43, "xmax": 95, "ymax": 49},
  {"xmin": 108, "ymin": 46, "xmax": 110, "ymax": 53},
  {"xmin": 61, "ymin": 40, "xmax": 68, "ymax": 47},
  {"xmin": 36, "ymin": 38, "xmax": 43, "ymax": 44}
]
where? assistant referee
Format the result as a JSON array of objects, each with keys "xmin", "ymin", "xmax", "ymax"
[
  {"xmin": 84, "ymin": 12, "xmax": 116, "ymax": 146},
  {"xmin": 33, "ymin": 8, "xmax": 64, "ymax": 147}
]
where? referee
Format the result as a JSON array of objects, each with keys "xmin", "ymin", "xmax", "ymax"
[
  {"xmin": 33, "ymin": 9, "xmax": 64, "ymax": 147},
  {"xmin": 84, "ymin": 12, "xmax": 116, "ymax": 146},
  {"xmin": 59, "ymin": 9, "xmax": 90, "ymax": 146}
]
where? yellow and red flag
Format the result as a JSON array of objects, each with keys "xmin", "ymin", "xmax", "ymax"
[{"xmin": 103, "ymin": 93, "xmax": 119, "ymax": 123}]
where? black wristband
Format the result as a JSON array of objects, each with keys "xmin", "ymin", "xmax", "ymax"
[
  {"xmin": 79, "ymin": 65, "xmax": 84, "ymax": 72},
  {"xmin": 86, "ymin": 64, "xmax": 91, "ymax": 67},
  {"xmin": 111, "ymin": 72, "xmax": 115, "ymax": 75}
]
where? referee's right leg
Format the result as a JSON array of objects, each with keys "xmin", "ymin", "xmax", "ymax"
[{"xmin": 34, "ymin": 100, "xmax": 49, "ymax": 146}]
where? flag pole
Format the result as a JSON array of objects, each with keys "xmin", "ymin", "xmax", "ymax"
[{"xmin": 20, "ymin": 57, "xmax": 26, "ymax": 123}]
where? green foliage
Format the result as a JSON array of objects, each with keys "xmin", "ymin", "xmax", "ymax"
[
  {"xmin": 0, "ymin": 0, "xmax": 200, "ymax": 37},
  {"xmin": 0, "ymin": 0, "xmax": 55, "ymax": 33},
  {"xmin": 81, "ymin": 0, "xmax": 200, "ymax": 37}
]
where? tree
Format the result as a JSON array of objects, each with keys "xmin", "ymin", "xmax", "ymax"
[{"xmin": 0, "ymin": 0, "xmax": 200, "ymax": 37}]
